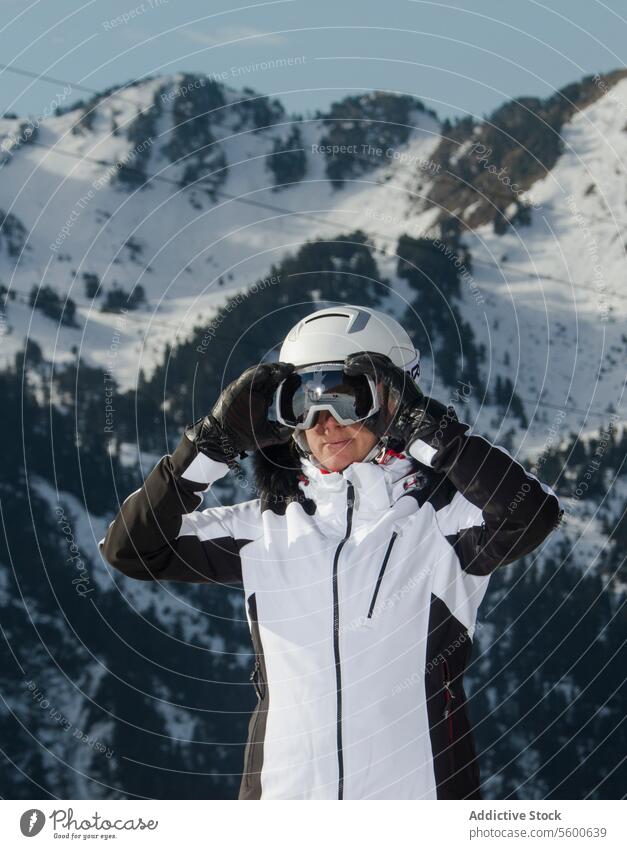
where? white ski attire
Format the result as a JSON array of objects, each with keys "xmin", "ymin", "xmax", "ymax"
[{"xmin": 101, "ymin": 419, "xmax": 562, "ymax": 800}]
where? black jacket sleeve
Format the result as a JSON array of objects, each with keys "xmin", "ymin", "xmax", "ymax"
[
  {"xmin": 409, "ymin": 406, "xmax": 563, "ymax": 575},
  {"xmin": 99, "ymin": 434, "xmax": 251, "ymax": 584}
]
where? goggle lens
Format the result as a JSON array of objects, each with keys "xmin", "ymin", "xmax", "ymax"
[{"xmin": 277, "ymin": 367, "xmax": 376, "ymax": 429}]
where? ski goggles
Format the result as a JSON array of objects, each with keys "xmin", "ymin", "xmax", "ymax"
[{"xmin": 274, "ymin": 363, "xmax": 380, "ymax": 430}]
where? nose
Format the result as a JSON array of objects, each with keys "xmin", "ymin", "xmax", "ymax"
[{"xmin": 314, "ymin": 410, "xmax": 342, "ymax": 430}]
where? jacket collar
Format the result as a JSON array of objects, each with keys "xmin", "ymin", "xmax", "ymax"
[
  {"xmin": 251, "ymin": 441, "xmax": 428, "ymax": 517},
  {"xmin": 299, "ymin": 451, "xmax": 420, "ymax": 515}
]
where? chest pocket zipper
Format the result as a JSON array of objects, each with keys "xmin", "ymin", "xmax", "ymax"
[
  {"xmin": 366, "ymin": 531, "xmax": 399, "ymax": 619},
  {"xmin": 250, "ymin": 657, "xmax": 265, "ymax": 700},
  {"xmin": 245, "ymin": 594, "xmax": 266, "ymax": 789},
  {"xmin": 439, "ymin": 658, "xmax": 458, "ymax": 781}
]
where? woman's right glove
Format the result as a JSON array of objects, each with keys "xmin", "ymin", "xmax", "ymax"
[{"xmin": 185, "ymin": 362, "xmax": 295, "ymax": 465}]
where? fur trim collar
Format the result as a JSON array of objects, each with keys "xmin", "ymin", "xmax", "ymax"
[{"xmin": 251, "ymin": 441, "xmax": 316, "ymax": 515}]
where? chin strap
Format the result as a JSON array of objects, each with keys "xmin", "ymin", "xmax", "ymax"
[{"xmin": 364, "ymin": 440, "xmax": 387, "ymax": 463}]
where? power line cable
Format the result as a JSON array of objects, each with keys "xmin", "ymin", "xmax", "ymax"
[
  {"xmin": 5, "ymin": 292, "xmax": 622, "ymax": 421},
  {"xmin": 470, "ymin": 257, "xmax": 624, "ymax": 299},
  {"xmin": 0, "ymin": 62, "xmax": 157, "ymax": 112},
  {"xmin": 4, "ymin": 58, "xmax": 627, "ymax": 230},
  {"xmin": 1, "ymin": 61, "xmax": 625, "ymax": 298},
  {"xmin": 1, "ymin": 64, "xmax": 624, "ymax": 421},
  {"xmin": 4, "ymin": 135, "xmax": 625, "ymax": 301}
]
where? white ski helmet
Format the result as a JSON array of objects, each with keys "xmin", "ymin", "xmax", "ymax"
[
  {"xmin": 278, "ymin": 304, "xmax": 420, "ymax": 464},
  {"xmin": 279, "ymin": 304, "xmax": 420, "ymax": 376}
]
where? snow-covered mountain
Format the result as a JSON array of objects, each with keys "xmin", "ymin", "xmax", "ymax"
[
  {"xmin": 1, "ymin": 71, "xmax": 625, "ymax": 423},
  {"xmin": 0, "ymin": 69, "xmax": 625, "ymax": 799}
]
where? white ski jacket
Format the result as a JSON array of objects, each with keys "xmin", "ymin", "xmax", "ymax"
[{"xmin": 100, "ymin": 411, "xmax": 562, "ymax": 800}]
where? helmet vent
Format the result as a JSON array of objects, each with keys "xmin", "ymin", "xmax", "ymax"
[
  {"xmin": 346, "ymin": 309, "xmax": 370, "ymax": 333},
  {"xmin": 302, "ymin": 309, "xmax": 371, "ymax": 334},
  {"xmin": 303, "ymin": 312, "xmax": 350, "ymax": 324}
]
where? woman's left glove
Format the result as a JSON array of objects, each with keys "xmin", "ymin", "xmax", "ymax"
[
  {"xmin": 186, "ymin": 362, "xmax": 295, "ymax": 464},
  {"xmin": 344, "ymin": 351, "xmax": 454, "ymax": 451}
]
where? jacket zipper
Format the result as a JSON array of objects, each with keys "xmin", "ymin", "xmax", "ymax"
[
  {"xmin": 245, "ymin": 594, "xmax": 266, "ymax": 789},
  {"xmin": 366, "ymin": 531, "xmax": 398, "ymax": 619},
  {"xmin": 333, "ymin": 481, "xmax": 354, "ymax": 801}
]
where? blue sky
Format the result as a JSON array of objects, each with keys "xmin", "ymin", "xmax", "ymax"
[{"xmin": 1, "ymin": 0, "xmax": 625, "ymax": 122}]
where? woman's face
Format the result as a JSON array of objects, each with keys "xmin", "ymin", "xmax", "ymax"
[{"xmin": 304, "ymin": 410, "xmax": 378, "ymax": 472}]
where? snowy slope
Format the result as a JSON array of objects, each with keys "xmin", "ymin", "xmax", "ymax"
[
  {"xmin": 0, "ymin": 77, "xmax": 440, "ymax": 388},
  {"xmin": 459, "ymin": 78, "xmax": 627, "ymax": 447}
]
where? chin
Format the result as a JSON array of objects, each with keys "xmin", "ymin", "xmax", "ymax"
[{"xmin": 321, "ymin": 449, "xmax": 358, "ymax": 471}]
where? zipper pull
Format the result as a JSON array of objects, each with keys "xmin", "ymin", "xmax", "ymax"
[
  {"xmin": 442, "ymin": 678, "xmax": 456, "ymax": 719},
  {"xmin": 250, "ymin": 658, "xmax": 263, "ymax": 699}
]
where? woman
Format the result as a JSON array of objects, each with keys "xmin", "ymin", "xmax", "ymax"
[{"xmin": 100, "ymin": 304, "xmax": 562, "ymax": 800}]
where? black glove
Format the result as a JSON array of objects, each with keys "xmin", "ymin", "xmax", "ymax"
[
  {"xmin": 185, "ymin": 362, "xmax": 295, "ymax": 464},
  {"xmin": 344, "ymin": 351, "xmax": 457, "ymax": 452}
]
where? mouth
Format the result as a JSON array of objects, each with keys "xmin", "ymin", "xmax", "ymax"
[{"xmin": 324, "ymin": 438, "xmax": 352, "ymax": 449}]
